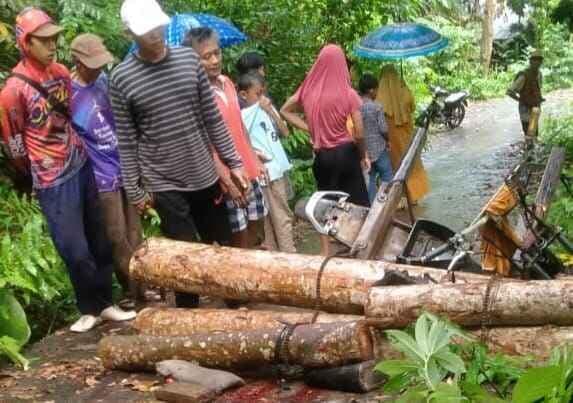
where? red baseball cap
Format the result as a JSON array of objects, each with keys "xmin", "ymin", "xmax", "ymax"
[{"xmin": 16, "ymin": 7, "xmax": 62, "ymax": 45}]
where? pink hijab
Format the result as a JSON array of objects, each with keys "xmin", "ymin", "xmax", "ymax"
[{"xmin": 295, "ymin": 44, "xmax": 362, "ymax": 150}]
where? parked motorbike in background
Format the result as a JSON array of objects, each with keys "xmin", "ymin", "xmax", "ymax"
[{"xmin": 427, "ymin": 86, "xmax": 469, "ymax": 129}]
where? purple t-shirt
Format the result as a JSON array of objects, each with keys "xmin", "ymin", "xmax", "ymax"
[{"xmin": 71, "ymin": 73, "xmax": 122, "ymax": 192}]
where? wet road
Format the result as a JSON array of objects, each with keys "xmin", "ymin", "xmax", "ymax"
[{"xmin": 418, "ymin": 89, "xmax": 573, "ymax": 231}]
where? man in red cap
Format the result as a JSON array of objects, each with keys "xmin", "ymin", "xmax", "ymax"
[{"xmin": 0, "ymin": 8, "xmax": 135, "ymax": 332}]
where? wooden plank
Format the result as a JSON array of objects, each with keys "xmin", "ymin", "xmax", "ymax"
[
  {"xmin": 353, "ymin": 127, "xmax": 429, "ymax": 259},
  {"xmin": 535, "ymin": 146, "xmax": 565, "ymax": 219}
]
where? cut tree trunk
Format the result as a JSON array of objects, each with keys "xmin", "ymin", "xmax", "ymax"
[
  {"xmin": 133, "ymin": 308, "xmax": 361, "ymax": 336},
  {"xmin": 353, "ymin": 127, "xmax": 428, "ymax": 259},
  {"xmin": 365, "ymin": 280, "xmax": 573, "ymax": 328},
  {"xmin": 481, "ymin": 325, "xmax": 573, "ymax": 359},
  {"xmin": 480, "ymin": 0, "xmax": 495, "ymax": 71},
  {"xmin": 99, "ymin": 321, "xmax": 374, "ymax": 372},
  {"xmin": 130, "ymin": 239, "xmax": 489, "ymax": 314}
]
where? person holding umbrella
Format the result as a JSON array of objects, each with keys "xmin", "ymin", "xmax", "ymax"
[
  {"xmin": 377, "ymin": 64, "xmax": 429, "ymax": 204},
  {"xmin": 280, "ymin": 44, "xmax": 370, "ymax": 256}
]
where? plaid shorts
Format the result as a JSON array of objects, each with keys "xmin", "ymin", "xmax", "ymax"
[{"xmin": 225, "ymin": 180, "xmax": 268, "ymax": 233}]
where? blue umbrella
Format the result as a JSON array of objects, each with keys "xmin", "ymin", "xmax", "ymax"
[
  {"xmin": 354, "ymin": 23, "xmax": 448, "ymax": 60},
  {"xmin": 167, "ymin": 13, "xmax": 247, "ymax": 48},
  {"xmin": 129, "ymin": 13, "xmax": 247, "ymax": 53}
]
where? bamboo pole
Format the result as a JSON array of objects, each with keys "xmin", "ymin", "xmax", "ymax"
[{"xmin": 130, "ymin": 239, "xmax": 489, "ymax": 314}]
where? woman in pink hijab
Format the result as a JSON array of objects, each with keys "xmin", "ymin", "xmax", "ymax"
[{"xmin": 281, "ymin": 44, "xmax": 370, "ymax": 255}]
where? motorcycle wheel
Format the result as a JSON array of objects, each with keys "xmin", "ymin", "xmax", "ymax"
[{"xmin": 446, "ymin": 104, "xmax": 465, "ymax": 129}]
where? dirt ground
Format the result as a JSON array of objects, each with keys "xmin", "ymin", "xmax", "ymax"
[{"xmin": 0, "ymin": 302, "xmax": 387, "ymax": 402}]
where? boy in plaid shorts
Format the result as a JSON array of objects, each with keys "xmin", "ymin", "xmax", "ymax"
[{"xmin": 186, "ymin": 28, "xmax": 268, "ymax": 248}]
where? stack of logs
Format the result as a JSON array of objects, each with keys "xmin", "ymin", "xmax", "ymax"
[{"xmin": 99, "ymin": 239, "xmax": 573, "ymax": 374}]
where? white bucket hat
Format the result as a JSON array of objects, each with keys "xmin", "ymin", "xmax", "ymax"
[{"xmin": 121, "ymin": 0, "xmax": 170, "ymax": 36}]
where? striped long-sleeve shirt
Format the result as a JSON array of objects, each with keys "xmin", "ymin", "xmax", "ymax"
[{"xmin": 109, "ymin": 47, "xmax": 242, "ymax": 205}]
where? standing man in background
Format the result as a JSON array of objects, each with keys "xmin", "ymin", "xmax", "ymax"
[{"xmin": 507, "ymin": 50, "xmax": 544, "ymax": 140}]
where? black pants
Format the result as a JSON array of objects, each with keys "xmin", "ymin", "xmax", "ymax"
[
  {"xmin": 153, "ymin": 183, "xmax": 231, "ymax": 307},
  {"xmin": 313, "ymin": 142, "xmax": 370, "ymax": 207}
]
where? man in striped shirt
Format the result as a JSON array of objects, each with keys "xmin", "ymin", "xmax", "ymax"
[{"xmin": 111, "ymin": 0, "xmax": 248, "ymax": 307}]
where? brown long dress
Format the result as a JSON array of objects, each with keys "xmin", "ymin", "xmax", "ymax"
[{"xmin": 377, "ymin": 65, "xmax": 430, "ymax": 203}]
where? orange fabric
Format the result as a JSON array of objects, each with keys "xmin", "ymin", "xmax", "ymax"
[
  {"xmin": 213, "ymin": 75, "xmax": 259, "ymax": 181},
  {"xmin": 386, "ymin": 118, "xmax": 430, "ymax": 203},
  {"xmin": 479, "ymin": 183, "xmax": 522, "ymax": 276}
]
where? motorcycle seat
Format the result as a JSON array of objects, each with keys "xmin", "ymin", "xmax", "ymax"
[{"xmin": 444, "ymin": 91, "xmax": 469, "ymax": 105}]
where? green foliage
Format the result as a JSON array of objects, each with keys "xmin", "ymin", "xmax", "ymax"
[
  {"xmin": 376, "ymin": 312, "xmax": 472, "ymax": 399},
  {"xmin": 376, "ymin": 313, "xmax": 573, "ymax": 402},
  {"xmin": 0, "ymin": 182, "xmax": 75, "ymax": 366},
  {"xmin": 511, "ymin": 345, "xmax": 573, "ymax": 403},
  {"xmin": 463, "ymin": 343, "xmax": 527, "ymax": 399},
  {"xmin": 0, "ymin": 289, "xmax": 30, "ymax": 369},
  {"xmin": 287, "ymin": 159, "xmax": 315, "ymax": 201}
]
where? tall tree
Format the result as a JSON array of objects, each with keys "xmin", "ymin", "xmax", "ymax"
[{"xmin": 481, "ymin": 0, "xmax": 495, "ymax": 71}]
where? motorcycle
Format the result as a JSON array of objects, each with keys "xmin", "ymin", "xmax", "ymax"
[{"xmin": 427, "ymin": 86, "xmax": 469, "ymax": 129}]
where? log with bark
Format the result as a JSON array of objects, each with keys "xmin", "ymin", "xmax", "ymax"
[
  {"xmin": 365, "ymin": 280, "xmax": 573, "ymax": 328},
  {"xmin": 481, "ymin": 325, "xmax": 573, "ymax": 360},
  {"xmin": 353, "ymin": 126, "xmax": 428, "ymax": 260},
  {"xmin": 99, "ymin": 321, "xmax": 374, "ymax": 372},
  {"xmin": 133, "ymin": 308, "xmax": 362, "ymax": 336},
  {"xmin": 130, "ymin": 239, "xmax": 488, "ymax": 314}
]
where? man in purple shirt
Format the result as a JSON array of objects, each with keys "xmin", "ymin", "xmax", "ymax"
[{"xmin": 70, "ymin": 33, "xmax": 144, "ymax": 308}]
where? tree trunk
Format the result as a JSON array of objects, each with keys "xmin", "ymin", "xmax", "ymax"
[
  {"xmin": 133, "ymin": 308, "xmax": 362, "ymax": 336},
  {"xmin": 99, "ymin": 321, "xmax": 374, "ymax": 372},
  {"xmin": 482, "ymin": 325, "xmax": 573, "ymax": 359},
  {"xmin": 130, "ymin": 239, "xmax": 489, "ymax": 315},
  {"xmin": 353, "ymin": 127, "xmax": 428, "ymax": 259},
  {"xmin": 480, "ymin": 0, "xmax": 495, "ymax": 71},
  {"xmin": 365, "ymin": 280, "xmax": 573, "ymax": 327}
]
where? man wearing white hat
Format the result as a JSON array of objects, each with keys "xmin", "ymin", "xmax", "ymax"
[{"xmin": 110, "ymin": 0, "xmax": 248, "ymax": 307}]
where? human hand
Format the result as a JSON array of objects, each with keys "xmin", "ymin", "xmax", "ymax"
[
  {"xmin": 259, "ymin": 95, "xmax": 273, "ymax": 114},
  {"xmin": 361, "ymin": 157, "xmax": 371, "ymax": 172},
  {"xmin": 256, "ymin": 160, "xmax": 270, "ymax": 185},
  {"xmin": 230, "ymin": 167, "xmax": 251, "ymax": 194},
  {"xmin": 225, "ymin": 179, "xmax": 248, "ymax": 208},
  {"xmin": 136, "ymin": 193, "xmax": 154, "ymax": 215}
]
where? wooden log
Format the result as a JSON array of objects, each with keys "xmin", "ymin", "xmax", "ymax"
[
  {"xmin": 535, "ymin": 146, "xmax": 565, "ymax": 219},
  {"xmin": 353, "ymin": 127, "xmax": 428, "ymax": 259},
  {"xmin": 365, "ymin": 280, "xmax": 573, "ymax": 328},
  {"xmin": 133, "ymin": 308, "xmax": 362, "ymax": 336},
  {"xmin": 480, "ymin": 325, "xmax": 573, "ymax": 359},
  {"xmin": 99, "ymin": 321, "xmax": 374, "ymax": 372},
  {"xmin": 130, "ymin": 239, "xmax": 489, "ymax": 315}
]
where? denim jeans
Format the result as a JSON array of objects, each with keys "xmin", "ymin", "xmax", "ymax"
[
  {"xmin": 368, "ymin": 151, "xmax": 394, "ymax": 203},
  {"xmin": 37, "ymin": 163, "xmax": 113, "ymax": 315}
]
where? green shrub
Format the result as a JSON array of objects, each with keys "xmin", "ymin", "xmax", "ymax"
[{"xmin": 0, "ymin": 182, "xmax": 75, "ymax": 367}]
